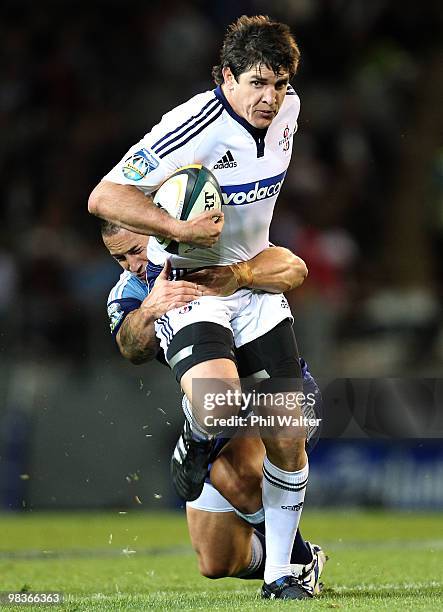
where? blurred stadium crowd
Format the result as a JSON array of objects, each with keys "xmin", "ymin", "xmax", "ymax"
[{"xmin": 1, "ymin": 0, "xmax": 442, "ymax": 377}]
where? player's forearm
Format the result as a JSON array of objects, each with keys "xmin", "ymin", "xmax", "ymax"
[
  {"xmin": 116, "ymin": 309, "xmax": 159, "ymax": 364},
  {"xmin": 88, "ymin": 180, "xmax": 182, "ymax": 240},
  {"xmin": 234, "ymin": 247, "xmax": 308, "ymax": 293}
]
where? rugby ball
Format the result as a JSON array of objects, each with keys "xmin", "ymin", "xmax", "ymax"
[{"xmin": 153, "ymin": 165, "xmax": 223, "ymax": 254}]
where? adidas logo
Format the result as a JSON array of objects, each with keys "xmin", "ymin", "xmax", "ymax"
[
  {"xmin": 281, "ymin": 502, "xmax": 304, "ymax": 511},
  {"xmin": 213, "ymin": 150, "xmax": 237, "ymax": 169}
]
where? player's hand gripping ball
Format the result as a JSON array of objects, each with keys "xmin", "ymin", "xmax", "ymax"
[{"xmin": 153, "ymin": 165, "xmax": 223, "ymax": 254}]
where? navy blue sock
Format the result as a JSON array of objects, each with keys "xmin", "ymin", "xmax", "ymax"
[
  {"xmin": 238, "ymin": 529, "xmax": 266, "ymax": 580},
  {"xmin": 253, "ymin": 523, "xmax": 312, "ymax": 565},
  {"xmin": 291, "ymin": 529, "xmax": 313, "ymax": 565},
  {"xmin": 254, "ymin": 520, "xmax": 266, "ymax": 535}
]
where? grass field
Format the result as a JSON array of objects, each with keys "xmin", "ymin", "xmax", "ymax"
[{"xmin": 0, "ymin": 511, "xmax": 442, "ymax": 611}]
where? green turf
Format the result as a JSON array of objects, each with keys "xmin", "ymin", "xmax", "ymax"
[{"xmin": 0, "ymin": 511, "xmax": 442, "ymax": 610}]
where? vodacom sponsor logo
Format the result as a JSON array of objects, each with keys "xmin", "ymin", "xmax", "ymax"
[{"xmin": 221, "ymin": 171, "xmax": 287, "ymax": 205}]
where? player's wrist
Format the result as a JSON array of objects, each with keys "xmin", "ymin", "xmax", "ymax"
[
  {"xmin": 139, "ymin": 302, "xmax": 160, "ymax": 323},
  {"xmin": 230, "ymin": 261, "xmax": 254, "ymax": 289},
  {"xmin": 169, "ymin": 218, "xmax": 184, "ymax": 242}
]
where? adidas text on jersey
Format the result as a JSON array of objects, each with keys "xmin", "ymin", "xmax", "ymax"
[{"xmin": 213, "ymin": 150, "xmax": 237, "ymax": 170}]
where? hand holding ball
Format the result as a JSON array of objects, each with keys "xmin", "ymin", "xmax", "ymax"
[{"xmin": 154, "ymin": 165, "xmax": 223, "ymax": 253}]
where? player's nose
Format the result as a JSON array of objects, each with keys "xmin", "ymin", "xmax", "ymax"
[
  {"xmin": 128, "ymin": 256, "xmax": 142, "ymax": 274},
  {"xmin": 262, "ymin": 86, "xmax": 277, "ymax": 105}
]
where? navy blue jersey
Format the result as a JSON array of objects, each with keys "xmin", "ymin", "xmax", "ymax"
[{"xmin": 106, "ymin": 270, "xmax": 148, "ymax": 337}]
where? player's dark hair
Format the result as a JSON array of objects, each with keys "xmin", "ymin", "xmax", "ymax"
[
  {"xmin": 212, "ymin": 15, "xmax": 300, "ymax": 85},
  {"xmin": 100, "ymin": 219, "xmax": 121, "ymax": 236}
]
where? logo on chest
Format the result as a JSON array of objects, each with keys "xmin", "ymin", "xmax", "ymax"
[
  {"xmin": 213, "ymin": 150, "xmax": 238, "ymax": 169},
  {"xmin": 278, "ymin": 125, "xmax": 292, "ymax": 152},
  {"xmin": 221, "ymin": 170, "xmax": 287, "ymax": 205}
]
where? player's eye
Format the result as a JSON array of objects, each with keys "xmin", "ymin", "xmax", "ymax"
[{"xmin": 251, "ymin": 80, "xmax": 262, "ymax": 87}]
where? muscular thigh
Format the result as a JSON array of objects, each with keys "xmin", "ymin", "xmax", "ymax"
[
  {"xmin": 181, "ymin": 358, "xmax": 240, "ymax": 408},
  {"xmin": 210, "ymin": 436, "xmax": 265, "ymax": 512},
  {"xmin": 235, "ymin": 319, "xmax": 306, "ymax": 453},
  {"xmin": 186, "ymin": 506, "xmax": 253, "ymax": 572}
]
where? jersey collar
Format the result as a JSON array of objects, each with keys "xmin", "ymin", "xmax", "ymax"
[{"xmin": 214, "ymin": 85, "xmax": 267, "ymax": 158}]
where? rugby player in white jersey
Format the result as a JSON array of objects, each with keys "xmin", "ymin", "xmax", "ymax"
[
  {"xmin": 102, "ymin": 222, "xmax": 326, "ymax": 593},
  {"xmin": 90, "ymin": 16, "xmax": 312, "ymax": 599}
]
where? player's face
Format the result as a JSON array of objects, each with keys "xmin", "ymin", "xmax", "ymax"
[
  {"xmin": 103, "ymin": 229, "xmax": 149, "ymax": 280},
  {"xmin": 223, "ymin": 64, "xmax": 290, "ymax": 129}
]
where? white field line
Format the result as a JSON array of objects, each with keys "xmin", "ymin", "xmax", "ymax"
[
  {"xmin": 321, "ymin": 539, "xmax": 443, "ymax": 550},
  {"xmin": 329, "ymin": 581, "xmax": 442, "ymax": 592}
]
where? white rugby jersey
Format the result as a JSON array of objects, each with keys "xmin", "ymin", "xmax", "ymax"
[{"xmin": 104, "ymin": 84, "xmax": 300, "ymax": 268}]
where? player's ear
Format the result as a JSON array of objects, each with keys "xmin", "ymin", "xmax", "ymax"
[{"xmin": 222, "ymin": 66, "xmax": 236, "ymax": 89}]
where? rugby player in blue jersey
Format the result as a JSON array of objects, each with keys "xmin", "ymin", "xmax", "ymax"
[
  {"xmin": 102, "ymin": 222, "xmax": 326, "ymax": 594},
  {"xmin": 91, "ymin": 16, "xmax": 315, "ymax": 599}
]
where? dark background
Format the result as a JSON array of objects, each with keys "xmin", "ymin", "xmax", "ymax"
[{"xmin": 0, "ymin": 0, "xmax": 442, "ymax": 511}]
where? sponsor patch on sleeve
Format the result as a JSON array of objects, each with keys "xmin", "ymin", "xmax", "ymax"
[
  {"xmin": 107, "ymin": 302, "xmax": 125, "ymax": 333},
  {"xmin": 122, "ymin": 148, "xmax": 159, "ymax": 181}
]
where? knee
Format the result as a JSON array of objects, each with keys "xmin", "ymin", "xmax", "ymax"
[
  {"xmin": 266, "ymin": 438, "xmax": 307, "ymax": 471},
  {"xmin": 198, "ymin": 556, "xmax": 233, "ymax": 579},
  {"xmin": 272, "ymin": 437, "xmax": 306, "ymax": 455}
]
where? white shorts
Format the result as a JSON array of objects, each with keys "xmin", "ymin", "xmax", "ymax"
[
  {"xmin": 155, "ymin": 289, "xmax": 293, "ymax": 355},
  {"xmin": 187, "ymin": 482, "xmax": 234, "ymax": 513},
  {"xmin": 187, "ymin": 481, "xmax": 265, "ymax": 525}
]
